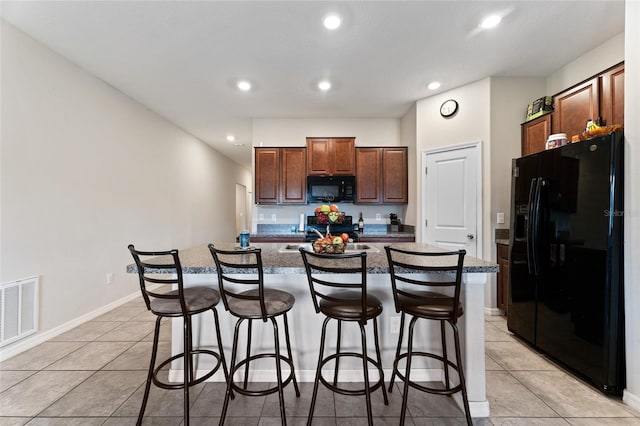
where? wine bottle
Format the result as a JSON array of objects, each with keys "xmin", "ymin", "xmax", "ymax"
[{"xmin": 358, "ymin": 212, "xmax": 364, "ymax": 232}]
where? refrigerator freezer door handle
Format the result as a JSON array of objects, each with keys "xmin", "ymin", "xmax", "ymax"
[
  {"xmin": 531, "ymin": 178, "xmax": 544, "ymax": 276},
  {"xmin": 526, "ymin": 178, "xmax": 538, "ymax": 275}
]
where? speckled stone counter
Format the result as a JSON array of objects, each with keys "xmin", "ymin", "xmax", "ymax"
[
  {"xmin": 127, "ymin": 242, "xmax": 494, "ymax": 417},
  {"xmin": 127, "ymin": 242, "xmax": 497, "ymax": 275}
]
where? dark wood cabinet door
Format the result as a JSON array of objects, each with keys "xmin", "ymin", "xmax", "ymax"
[
  {"xmin": 552, "ymin": 77, "xmax": 599, "ymax": 138},
  {"xmin": 521, "ymin": 114, "xmax": 551, "ymax": 156},
  {"xmin": 281, "ymin": 148, "xmax": 307, "ymax": 203},
  {"xmin": 307, "ymin": 138, "xmax": 355, "ymax": 175},
  {"xmin": 332, "ymin": 138, "xmax": 356, "ymax": 175},
  {"xmin": 600, "ymin": 63, "xmax": 624, "ymax": 127},
  {"xmin": 255, "ymin": 148, "xmax": 280, "ymax": 204},
  {"xmin": 355, "ymin": 148, "xmax": 382, "ymax": 203},
  {"xmin": 306, "ymin": 138, "xmax": 331, "ymax": 175},
  {"xmin": 382, "ymin": 147, "xmax": 408, "ymax": 203},
  {"xmin": 497, "ymin": 243, "xmax": 510, "ymax": 313}
]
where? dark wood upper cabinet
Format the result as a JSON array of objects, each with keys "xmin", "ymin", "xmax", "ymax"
[
  {"xmin": 255, "ymin": 148, "xmax": 280, "ymax": 204},
  {"xmin": 306, "ymin": 137, "xmax": 355, "ymax": 175},
  {"xmin": 382, "ymin": 147, "xmax": 408, "ymax": 203},
  {"xmin": 552, "ymin": 77, "xmax": 599, "ymax": 138},
  {"xmin": 255, "ymin": 147, "xmax": 306, "ymax": 204},
  {"xmin": 280, "ymin": 148, "xmax": 307, "ymax": 203},
  {"xmin": 521, "ymin": 114, "xmax": 551, "ymax": 156},
  {"xmin": 356, "ymin": 147, "xmax": 408, "ymax": 204},
  {"xmin": 600, "ymin": 63, "xmax": 625, "ymax": 128},
  {"xmin": 355, "ymin": 148, "xmax": 382, "ymax": 203}
]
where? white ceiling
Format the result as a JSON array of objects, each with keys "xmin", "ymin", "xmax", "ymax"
[{"xmin": 1, "ymin": 1, "xmax": 625, "ymax": 168}]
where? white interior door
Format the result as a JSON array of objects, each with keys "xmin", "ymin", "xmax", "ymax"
[{"xmin": 422, "ymin": 143, "xmax": 481, "ymax": 257}]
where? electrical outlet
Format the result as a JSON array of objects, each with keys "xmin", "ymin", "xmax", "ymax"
[
  {"xmin": 376, "ymin": 213, "xmax": 382, "ymax": 221},
  {"xmin": 271, "ymin": 214, "xmax": 277, "ymax": 222},
  {"xmin": 106, "ymin": 272, "xmax": 113, "ymax": 285},
  {"xmin": 259, "ymin": 214, "xmax": 264, "ymax": 221},
  {"xmin": 497, "ymin": 212, "xmax": 505, "ymax": 224},
  {"xmin": 390, "ymin": 316, "xmax": 401, "ymax": 334}
]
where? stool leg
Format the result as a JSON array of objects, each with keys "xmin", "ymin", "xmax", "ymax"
[
  {"xmin": 307, "ymin": 316, "xmax": 330, "ymax": 426},
  {"xmin": 137, "ymin": 316, "xmax": 162, "ymax": 426},
  {"xmin": 283, "ymin": 313, "xmax": 300, "ymax": 397},
  {"xmin": 333, "ymin": 320, "xmax": 342, "ymax": 386},
  {"xmin": 271, "ymin": 317, "xmax": 287, "ymax": 426},
  {"xmin": 400, "ymin": 316, "xmax": 418, "ymax": 425},
  {"xmin": 372, "ymin": 317, "xmax": 388, "ymax": 405},
  {"xmin": 211, "ymin": 308, "xmax": 233, "ymax": 399},
  {"xmin": 358, "ymin": 321, "xmax": 373, "ymax": 426},
  {"xmin": 451, "ymin": 321, "xmax": 473, "ymax": 425},
  {"xmin": 243, "ymin": 319, "xmax": 253, "ymax": 390},
  {"xmin": 219, "ymin": 318, "xmax": 242, "ymax": 426},
  {"xmin": 388, "ymin": 312, "xmax": 406, "ymax": 392},
  {"xmin": 183, "ymin": 316, "xmax": 192, "ymax": 426},
  {"xmin": 441, "ymin": 319, "xmax": 451, "ymax": 391}
]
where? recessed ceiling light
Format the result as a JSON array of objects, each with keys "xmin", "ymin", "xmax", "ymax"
[
  {"xmin": 323, "ymin": 15, "xmax": 341, "ymax": 30},
  {"xmin": 318, "ymin": 80, "xmax": 332, "ymax": 91},
  {"xmin": 237, "ymin": 80, "xmax": 251, "ymax": 91},
  {"xmin": 427, "ymin": 81, "xmax": 441, "ymax": 90},
  {"xmin": 480, "ymin": 14, "xmax": 502, "ymax": 29},
  {"xmin": 226, "ymin": 135, "xmax": 235, "ymax": 142}
]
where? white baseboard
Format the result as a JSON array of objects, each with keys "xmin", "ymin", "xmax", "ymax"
[
  {"xmin": 484, "ymin": 307, "xmax": 503, "ymax": 316},
  {"xmin": 623, "ymin": 388, "xmax": 640, "ymax": 415},
  {"xmin": 0, "ymin": 290, "xmax": 142, "ymax": 362}
]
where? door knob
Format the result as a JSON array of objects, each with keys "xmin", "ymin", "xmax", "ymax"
[{"xmin": 467, "ymin": 234, "xmax": 474, "ymax": 240}]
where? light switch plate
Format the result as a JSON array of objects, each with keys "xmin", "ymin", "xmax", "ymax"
[{"xmin": 497, "ymin": 212, "xmax": 505, "ymax": 224}]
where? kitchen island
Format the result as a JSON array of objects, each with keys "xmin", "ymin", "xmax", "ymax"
[{"xmin": 127, "ymin": 242, "xmax": 497, "ymax": 417}]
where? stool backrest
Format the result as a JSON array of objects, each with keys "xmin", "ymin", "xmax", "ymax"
[
  {"xmin": 298, "ymin": 248, "xmax": 369, "ymax": 323},
  {"xmin": 128, "ymin": 244, "xmax": 188, "ymax": 315},
  {"xmin": 208, "ymin": 244, "xmax": 268, "ymax": 321},
  {"xmin": 385, "ymin": 246, "xmax": 466, "ymax": 319}
]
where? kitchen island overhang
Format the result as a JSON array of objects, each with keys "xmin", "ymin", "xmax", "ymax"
[{"xmin": 127, "ymin": 242, "xmax": 497, "ymax": 417}]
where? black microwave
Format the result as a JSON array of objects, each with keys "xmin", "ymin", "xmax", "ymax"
[{"xmin": 307, "ymin": 175, "xmax": 356, "ymax": 203}]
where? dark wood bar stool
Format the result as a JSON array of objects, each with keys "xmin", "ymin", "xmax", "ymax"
[
  {"xmin": 128, "ymin": 245, "xmax": 230, "ymax": 426},
  {"xmin": 299, "ymin": 248, "xmax": 388, "ymax": 426},
  {"xmin": 208, "ymin": 244, "xmax": 300, "ymax": 426},
  {"xmin": 385, "ymin": 245, "xmax": 472, "ymax": 425}
]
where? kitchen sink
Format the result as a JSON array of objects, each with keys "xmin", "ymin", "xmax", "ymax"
[{"xmin": 278, "ymin": 243, "xmax": 380, "ymax": 253}]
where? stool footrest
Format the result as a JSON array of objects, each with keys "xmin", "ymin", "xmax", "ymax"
[
  {"xmin": 392, "ymin": 351, "xmax": 463, "ymax": 395},
  {"xmin": 152, "ymin": 349, "xmax": 224, "ymax": 390},
  {"xmin": 319, "ymin": 352, "xmax": 386, "ymax": 397},
  {"xmin": 229, "ymin": 353, "xmax": 297, "ymax": 397}
]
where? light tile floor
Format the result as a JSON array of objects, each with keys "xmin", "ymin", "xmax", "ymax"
[{"xmin": 1, "ymin": 298, "xmax": 638, "ymax": 425}]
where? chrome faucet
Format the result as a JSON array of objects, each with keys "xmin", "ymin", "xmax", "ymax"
[{"xmin": 326, "ymin": 224, "xmax": 330, "ymax": 237}]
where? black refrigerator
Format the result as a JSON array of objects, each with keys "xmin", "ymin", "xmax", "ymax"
[{"xmin": 507, "ymin": 132, "xmax": 625, "ymax": 395}]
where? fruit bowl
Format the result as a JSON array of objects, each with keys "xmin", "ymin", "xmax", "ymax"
[
  {"xmin": 315, "ymin": 204, "xmax": 345, "ymax": 224},
  {"xmin": 312, "ymin": 239, "xmax": 345, "ymax": 254}
]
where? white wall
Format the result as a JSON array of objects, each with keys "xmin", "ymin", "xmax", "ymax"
[
  {"xmin": 546, "ymin": 32, "xmax": 624, "ymax": 96},
  {"xmin": 400, "ymin": 104, "xmax": 417, "ymax": 227},
  {"xmin": 251, "ymin": 118, "xmax": 407, "ymax": 231},
  {"xmin": 415, "ymin": 78, "xmax": 491, "ymax": 261},
  {"xmin": 623, "ymin": 1, "xmax": 640, "ymax": 412},
  {"xmin": 0, "ymin": 21, "xmax": 252, "ymax": 353}
]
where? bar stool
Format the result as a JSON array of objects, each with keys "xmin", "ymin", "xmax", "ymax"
[
  {"xmin": 385, "ymin": 245, "xmax": 472, "ymax": 425},
  {"xmin": 128, "ymin": 245, "xmax": 230, "ymax": 426},
  {"xmin": 299, "ymin": 248, "xmax": 388, "ymax": 426},
  {"xmin": 208, "ymin": 244, "xmax": 300, "ymax": 426}
]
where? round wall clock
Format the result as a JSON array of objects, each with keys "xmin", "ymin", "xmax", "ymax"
[{"xmin": 440, "ymin": 99, "xmax": 459, "ymax": 118}]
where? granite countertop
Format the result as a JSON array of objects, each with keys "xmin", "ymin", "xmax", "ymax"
[{"xmin": 127, "ymin": 242, "xmax": 497, "ymax": 274}]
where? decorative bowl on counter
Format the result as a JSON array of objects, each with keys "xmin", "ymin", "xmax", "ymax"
[{"xmin": 312, "ymin": 239, "xmax": 345, "ymax": 254}]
